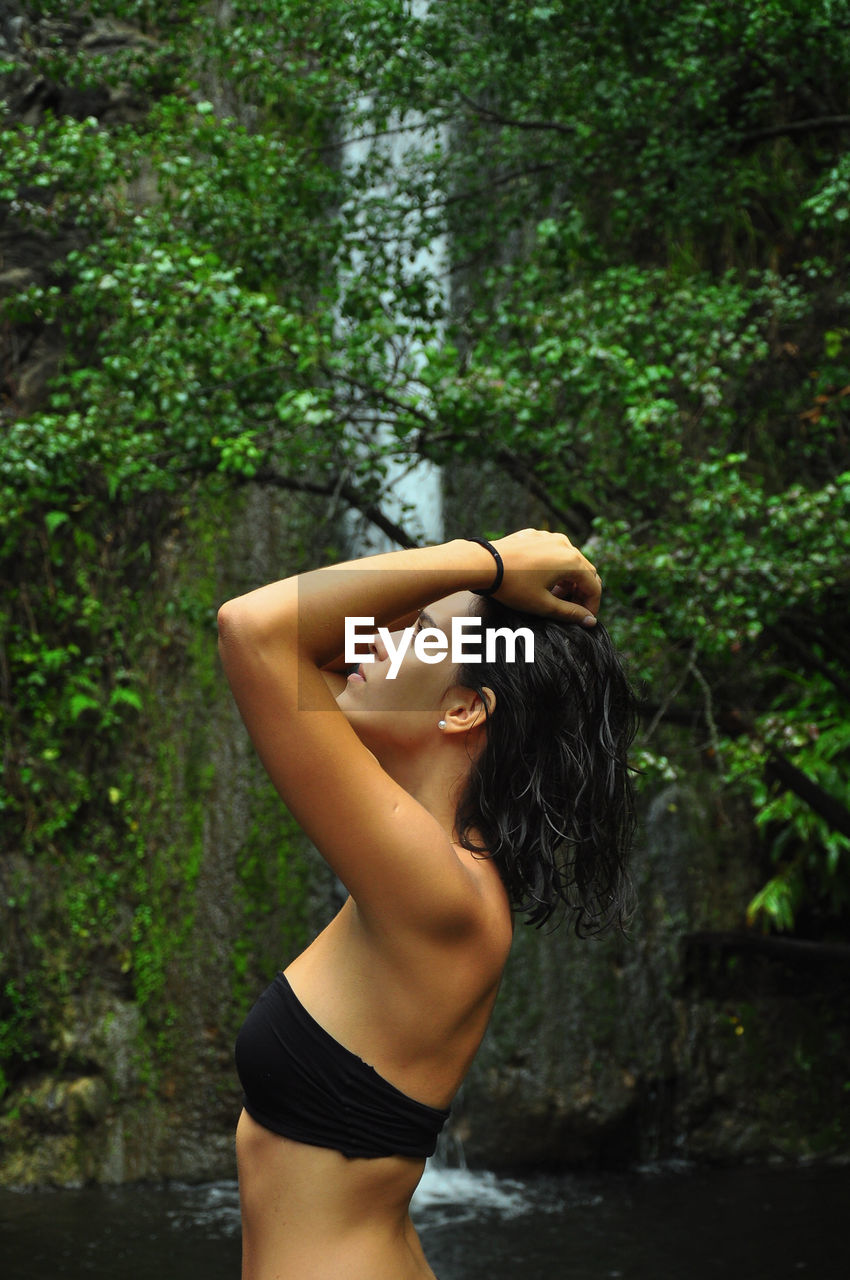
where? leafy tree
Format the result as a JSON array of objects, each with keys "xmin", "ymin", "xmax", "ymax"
[{"xmin": 1, "ymin": 1, "xmax": 849, "ymax": 1088}]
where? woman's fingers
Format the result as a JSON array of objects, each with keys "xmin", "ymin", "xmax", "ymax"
[
  {"xmin": 549, "ymin": 570, "xmax": 601, "ymax": 623},
  {"xmin": 490, "ymin": 529, "xmax": 602, "ymax": 623}
]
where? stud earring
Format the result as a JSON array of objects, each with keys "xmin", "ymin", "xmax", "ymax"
[{"xmin": 438, "ymin": 719, "xmax": 447, "ymax": 730}]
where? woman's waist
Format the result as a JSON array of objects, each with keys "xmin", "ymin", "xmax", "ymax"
[
  {"xmin": 237, "ymin": 1106, "xmax": 426, "ymax": 1225},
  {"xmin": 240, "ymin": 1195, "xmax": 433, "ymax": 1280},
  {"xmin": 241, "ymin": 1222, "xmax": 434, "ymax": 1280}
]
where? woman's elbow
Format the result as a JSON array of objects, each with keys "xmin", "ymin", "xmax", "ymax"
[
  {"xmin": 216, "ymin": 597, "xmax": 240, "ymax": 637},
  {"xmin": 216, "ymin": 598, "xmax": 262, "ymax": 667},
  {"xmin": 216, "ymin": 590, "xmax": 296, "ymax": 660}
]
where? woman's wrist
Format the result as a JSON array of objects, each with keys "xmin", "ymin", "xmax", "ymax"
[
  {"xmin": 331, "ymin": 537, "xmax": 501, "ymax": 595},
  {"xmin": 465, "ymin": 538, "xmax": 504, "ymax": 597},
  {"xmin": 429, "ymin": 538, "xmax": 502, "ymax": 596}
]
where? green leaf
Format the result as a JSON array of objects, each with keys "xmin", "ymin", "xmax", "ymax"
[
  {"xmin": 69, "ymin": 694, "xmax": 100, "ymax": 721},
  {"xmin": 45, "ymin": 511, "xmax": 70, "ymax": 535}
]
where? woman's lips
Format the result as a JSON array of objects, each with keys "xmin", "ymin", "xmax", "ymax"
[{"xmin": 347, "ymin": 665, "xmax": 366, "ymax": 683}]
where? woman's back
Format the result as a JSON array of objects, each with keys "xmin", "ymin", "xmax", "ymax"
[{"xmin": 236, "ymin": 862, "xmax": 512, "ymax": 1280}]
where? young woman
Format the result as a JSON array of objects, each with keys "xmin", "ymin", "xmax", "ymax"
[{"xmin": 217, "ymin": 529, "xmax": 636, "ymax": 1280}]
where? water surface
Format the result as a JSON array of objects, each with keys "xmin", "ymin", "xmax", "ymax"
[{"xmin": 1, "ymin": 1162, "xmax": 847, "ymax": 1279}]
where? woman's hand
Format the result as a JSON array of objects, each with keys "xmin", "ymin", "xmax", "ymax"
[{"xmin": 489, "ymin": 529, "xmax": 602, "ymax": 625}]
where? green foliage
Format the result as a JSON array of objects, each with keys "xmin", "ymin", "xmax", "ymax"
[
  {"xmin": 1, "ymin": 0, "xmax": 849, "ymax": 1106},
  {"xmin": 0, "ymin": 977, "xmax": 40, "ymax": 1100},
  {"xmin": 232, "ymin": 798, "xmax": 314, "ymax": 1008}
]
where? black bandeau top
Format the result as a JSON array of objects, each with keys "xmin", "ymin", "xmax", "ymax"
[{"xmin": 235, "ymin": 972, "xmax": 450, "ymax": 1160}]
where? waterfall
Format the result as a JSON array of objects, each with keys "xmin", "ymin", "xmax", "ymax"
[{"xmin": 338, "ymin": 7, "xmax": 445, "ymax": 552}]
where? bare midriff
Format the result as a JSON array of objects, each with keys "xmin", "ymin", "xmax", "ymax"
[
  {"xmin": 236, "ymin": 1109, "xmax": 438, "ymax": 1280},
  {"xmin": 235, "ymin": 875, "xmax": 512, "ymax": 1280}
]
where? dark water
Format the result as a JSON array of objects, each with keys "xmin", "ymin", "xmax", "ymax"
[{"xmin": 1, "ymin": 1162, "xmax": 848, "ymax": 1279}]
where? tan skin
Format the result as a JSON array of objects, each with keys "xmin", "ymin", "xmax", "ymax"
[{"xmin": 217, "ymin": 530, "xmax": 601, "ymax": 1280}]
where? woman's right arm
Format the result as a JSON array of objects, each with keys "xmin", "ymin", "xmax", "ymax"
[{"xmin": 219, "ymin": 530, "xmax": 599, "ymax": 665}]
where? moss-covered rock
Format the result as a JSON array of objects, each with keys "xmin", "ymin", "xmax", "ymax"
[{"xmin": 456, "ymin": 782, "xmax": 850, "ymax": 1169}]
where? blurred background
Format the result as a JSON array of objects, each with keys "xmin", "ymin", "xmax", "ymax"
[{"xmin": 1, "ymin": 1, "xmax": 849, "ymax": 1274}]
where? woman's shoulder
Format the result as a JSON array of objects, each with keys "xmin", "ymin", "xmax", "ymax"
[
  {"xmin": 456, "ymin": 842, "xmax": 514, "ymax": 949},
  {"xmin": 364, "ymin": 843, "xmax": 513, "ymax": 982}
]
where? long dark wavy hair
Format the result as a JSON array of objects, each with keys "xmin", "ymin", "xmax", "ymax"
[{"xmin": 453, "ymin": 597, "xmax": 637, "ymax": 934}]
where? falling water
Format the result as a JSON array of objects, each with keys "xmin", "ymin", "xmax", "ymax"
[{"xmin": 337, "ymin": 2, "xmax": 444, "ymax": 553}]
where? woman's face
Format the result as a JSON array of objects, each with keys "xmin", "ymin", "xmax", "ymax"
[{"xmin": 336, "ymin": 591, "xmax": 478, "ymax": 735}]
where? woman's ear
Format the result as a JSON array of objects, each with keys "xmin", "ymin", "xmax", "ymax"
[{"xmin": 440, "ymin": 685, "xmax": 496, "ymax": 733}]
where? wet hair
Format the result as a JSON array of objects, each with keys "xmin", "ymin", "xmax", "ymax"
[{"xmin": 453, "ymin": 598, "xmax": 637, "ymax": 933}]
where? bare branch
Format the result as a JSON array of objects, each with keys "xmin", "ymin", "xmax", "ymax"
[
  {"xmin": 251, "ymin": 467, "xmax": 419, "ymax": 548},
  {"xmin": 764, "ymin": 749, "xmax": 850, "ymax": 840},
  {"xmin": 438, "ymin": 161, "xmax": 558, "ymax": 210},
  {"xmin": 688, "ymin": 652, "xmax": 724, "ymax": 771},
  {"xmin": 326, "ymin": 367, "xmax": 436, "ymax": 429},
  {"xmin": 457, "ymin": 91, "xmax": 577, "ymax": 137},
  {"xmin": 685, "ymin": 930, "xmax": 850, "ymax": 965},
  {"xmin": 644, "ymin": 639, "xmax": 698, "ymax": 742},
  {"xmin": 313, "ymin": 115, "xmax": 455, "ymax": 157},
  {"xmin": 773, "ymin": 624, "xmax": 850, "ymax": 703},
  {"xmin": 739, "ymin": 114, "xmax": 850, "ymax": 145}
]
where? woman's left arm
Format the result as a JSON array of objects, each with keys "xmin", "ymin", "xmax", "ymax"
[
  {"xmin": 217, "ymin": 540, "xmax": 503, "ymax": 934},
  {"xmin": 216, "ymin": 534, "xmax": 600, "ymax": 936}
]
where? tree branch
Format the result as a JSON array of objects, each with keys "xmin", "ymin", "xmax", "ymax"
[
  {"xmin": 323, "ymin": 367, "xmax": 437, "ymax": 431},
  {"xmin": 685, "ymin": 930, "xmax": 850, "ymax": 965},
  {"xmin": 764, "ymin": 748, "xmax": 850, "ymax": 840},
  {"xmin": 643, "ymin": 641, "xmax": 698, "ymax": 741},
  {"xmin": 250, "ymin": 468, "xmax": 419, "ymax": 548},
  {"xmin": 492, "ymin": 445, "xmax": 593, "ymax": 538},
  {"xmin": 739, "ymin": 114, "xmax": 850, "ymax": 145},
  {"xmin": 457, "ymin": 91, "xmax": 577, "ymax": 137},
  {"xmin": 641, "ymin": 701, "xmax": 850, "ymax": 840},
  {"xmin": 688, "ymin": 651, "xmax": 724, "ymax": 770},
  {"xmin": 437, "ymin": 162, "xmax": 558, "ymax": 211},
  {"xmin": 313, "ymin": 114, "xmax": 455, "ymax": 157},
  {"xmin": 773, "ymin": 624, "xmax": 850, "ymax": 704}
]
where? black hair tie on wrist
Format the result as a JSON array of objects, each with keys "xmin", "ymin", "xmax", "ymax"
[{"xmin": 466, "ymin": 537, "xmax": 504, "ymax": 597}]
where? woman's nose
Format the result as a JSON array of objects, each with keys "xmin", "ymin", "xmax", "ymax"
[{"xmin": 369, "ymin": 627, "xmax": 405, "ymax": 664}]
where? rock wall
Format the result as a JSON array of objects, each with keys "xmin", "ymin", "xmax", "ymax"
[
  {"xmin": 0, "ymin": 484, "xmax": 337, "ymax": 1187},
  {"xmin": 460, "ymin": 781, "xmax": 850, "ymax": 1169}
]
